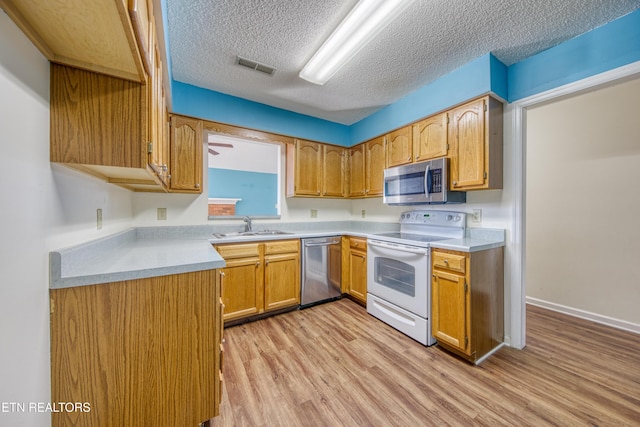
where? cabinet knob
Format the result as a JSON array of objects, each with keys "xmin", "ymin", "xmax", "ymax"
[
  {"xmin": 452, "ymin": 180, "xmax": 457, "ymax": 186},
  {"xmin": 195, "ymin": 183, "xmax": 200, "ymax": 189},
  {"xmin": 407, "ymin": 156, "xmax": 411, "ymax": 161},
  {"xmin": 256, "ymin": 262, "xmax": 260, "ymax": 267},
  {"xmin": 220, "ymin": 272, "xmax": 225, "ymax": 277},
  {"xmin": 444, "ymin": 259, "xmax": 449, "ymax": 264},
  {"xmin": 416, "ymin": 155, "xmax": 420, "ymax": 159},
  {"xmin": 161, "ymin": 164, "xmax": 168, "ymax": 172}
]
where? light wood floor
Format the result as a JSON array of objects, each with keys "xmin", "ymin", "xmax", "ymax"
[{"xmin": 209, "ymin": 299, "xmax": 640, "ymax": 426}]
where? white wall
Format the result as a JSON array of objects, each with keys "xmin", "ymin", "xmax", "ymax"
[
  {"xmin": 526, "ymin": 76, "xmax": 640, "ymax": 326},
  {"xmin": 0, "ymin": 12, "xmax": 133, "ymax": 426}
]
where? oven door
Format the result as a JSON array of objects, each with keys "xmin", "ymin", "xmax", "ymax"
[{"xmin": 366, "ymin": 239, "xmax": 429, "ymax": 318}]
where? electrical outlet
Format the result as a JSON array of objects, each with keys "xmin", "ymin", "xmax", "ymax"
[
  {"xmin": 96, "ymin": 208, "xmax": 103, "ymax": 230},
  {"xmin": 361, "ymin": 209, "xmax": 366, "ymax": 218},
  {"xmin": 471, "ymin": 208, "xmax": 482, "ymax": 223},
  {"xmin": 310, "ymin": 209, "xmax": 318, "ymax": 218},
  {"xmin": 157, "ymin": 208, "xmax": 167, "ymax": 220}
]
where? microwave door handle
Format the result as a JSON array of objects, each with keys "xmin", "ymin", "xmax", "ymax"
[{"xmin": 424, "ymin": 164, "xmax": 431, "ymax": 198}]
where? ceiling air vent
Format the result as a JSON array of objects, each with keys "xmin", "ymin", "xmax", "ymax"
[{"xmin": 236, "ymin": 56, "xmax": 276, "ymax": 76}]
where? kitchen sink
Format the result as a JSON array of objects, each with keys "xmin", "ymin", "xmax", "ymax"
[{"xmin": 212, "ymin": 230, "xmax": 293, "ymax": 238}]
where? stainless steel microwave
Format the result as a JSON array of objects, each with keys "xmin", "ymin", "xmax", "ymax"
[{"xmin": 383, "ymin": 157, "xmax": 466, "ymax": 205}]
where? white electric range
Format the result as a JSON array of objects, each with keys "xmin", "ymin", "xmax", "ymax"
[{"xmin": 366, "ymin": 210, "xmax": 466, "ymax": 345}]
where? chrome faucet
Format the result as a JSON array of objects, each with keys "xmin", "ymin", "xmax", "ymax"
[{"xmin": 243, "ymin": 216, "xmax": 252, "ymax": 232}]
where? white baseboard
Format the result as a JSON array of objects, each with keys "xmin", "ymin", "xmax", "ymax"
[{"xmin": 526, "ymin": 297, "xmax": 640, "ymax": 335}]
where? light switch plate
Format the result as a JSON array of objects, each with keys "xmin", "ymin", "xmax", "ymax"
[
  {"xmin": 157, "ymin": 208, "xmax": 167, "ymax": 220},
  {"xmin": 310, "ymin": 209, "xmax": 318, "ymax": 218},
  {"xmin": 96, "ymin": 208, "xmax": 102, "ymax": 230},
  {"xmin": 471, "ymin": 208, "xmax": 482, "ymax": 223}
]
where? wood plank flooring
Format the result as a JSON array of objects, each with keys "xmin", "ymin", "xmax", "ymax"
[{"xmin": 209, "ymin": 299, "xmax": 640, "ymax": 426}]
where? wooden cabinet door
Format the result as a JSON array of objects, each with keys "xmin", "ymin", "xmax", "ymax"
[
  {"xmin": 413, "ymin": 112, "xmax": 448, "ymax": 162},
  {"xmin": 431, "ymin": 269, "xmax": 470, "ymax": 355},
  {"xmin": 294, "ymin": 139, "xmax": 322, "ymax": 196},
  {"xmin": 349, "ymin": 144, "xmax": 366, "ymax": 197},
  {"xmin": 322, "ymin": 145, "xmax": 346, "ymax": 197},
  {"xmin": 366, "ymin": 136, "xmax": 385, "ymax": 197},
  {"xmin": 148, "ymin": 25, "xmax": 168, "ymax": 182},
  {"xmin": 348, "ymin": 250, "xmax": 367, "ymax": 304},
  {"xmin": 264, "ymin": 252, "xmax": 300, "ymax": 311},
  {"xmin": 128, "ymin": 0, "xmax": 154, "ymax": 75},
  {"xmin": 169, "ymin": 115, "xmax": 203, "ymax": 193},
  {"xmin": 449, "ymin": 98, "xmax": 486, "ymax": 189},
  {"xmin": 220, "ymin": 257, "xmax": 263, "ymax": 321},
  {"xmin": 386, "ymin": 126, "xmax": 413, "ymax": 167}
]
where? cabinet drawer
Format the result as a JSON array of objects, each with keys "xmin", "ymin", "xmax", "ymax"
[
  {"xmin": 215, "ymin": 243, "xmax": 260, "ymax": 259},
  {"xmin": 432, "ymin": 251, "xmax": 466, "ymax": 274},
  {"xmin": 350, "ymin": 237, "xmax": 367, "ymax": 250},
  {"xmin": 264, "ymin": 239, "xmax": 299, "ymax": 255}
]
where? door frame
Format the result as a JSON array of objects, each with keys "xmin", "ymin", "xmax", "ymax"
[{"xmin": 509, "ymin": 60, "xmax": 640, "ymax": 349}]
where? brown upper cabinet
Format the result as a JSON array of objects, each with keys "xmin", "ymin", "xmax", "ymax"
[
  {"xmin": 386, "ymin": 127, "xmax": 413, "ymax": 168},
  {"xmin": 322, "ymin": 145, "xmax": 347, "ymax": 197},
  {"xmin": 348, "ymin": 144, "xmax": 366, "ymax": 197},
  {"xmin": 20, "ymin": 0, "xmax": 201, "ymax": 193},
  {"xmin": 287, "ymin": 139, "xmax": 322, "ymax": 197},
  {"xmin": 0, "ymin": 0, "xmax": 146, "ymax": 82},
  {"xmin": 448, "ymin": 96, "xmax": 503, "ymax": 190},
  {"xmin": 286, "ymin": 139, "xmax": 347, "ymax": 198},
  {"xmin": 169, "ymin": 115, "xmax": 203, "ymax": 193},
  {"xmin": 50, "ymin": 64, "xmax": 167, "ymax": 192},
  {"xmin": 348, "ymin": 135, "xmax": 385, "ymax": 198},
  {"xmin": 412, "ymin": 111, "xmax": 449, "ymax": 162},
  {"xmin": 365, "ymin": 136, "xmax": 386, "ymax": 197}
]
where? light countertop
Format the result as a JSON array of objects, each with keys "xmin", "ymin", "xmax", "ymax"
[
  {"xmin": 50, "ymin": 222, "xmax": 504, "ymax": 289},
  {"xmin": 50, "ymin": 230, "xmax": 225, "ymax": 289}
]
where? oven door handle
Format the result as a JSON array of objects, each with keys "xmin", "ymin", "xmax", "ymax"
[{"xmin": 367, "ymin": 240, "xmax": 429, "ymax": 255}]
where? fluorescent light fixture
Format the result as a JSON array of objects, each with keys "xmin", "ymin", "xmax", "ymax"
[{"xmin": 299, "ymin": 0, "xmax": 416, "ymax": 85}]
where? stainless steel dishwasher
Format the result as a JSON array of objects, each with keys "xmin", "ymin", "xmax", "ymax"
[{"xmin": 300, "ymin": 236, "xmax": 342, "ymax": 308}]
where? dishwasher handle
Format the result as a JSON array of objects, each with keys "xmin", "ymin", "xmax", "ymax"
[{"xmin": 303, "ymin": 238, "xmax": 341, "ymax": 247}]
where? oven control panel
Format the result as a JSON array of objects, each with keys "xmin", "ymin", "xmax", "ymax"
[{"xmin": 399, "ymin": 210, "xmax": 466, "ymax": 227}]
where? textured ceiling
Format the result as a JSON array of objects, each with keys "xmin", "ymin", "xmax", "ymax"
[{"xmin": 167, "ymin": 0, "xmax": 640, "ymax": 125}]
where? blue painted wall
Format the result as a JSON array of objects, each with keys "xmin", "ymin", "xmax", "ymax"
[
  {"xmin": 173, "ymin": 82, "xmax": 351, "ymax": 146},
  {"xmin": 349, "ymin": 54, "xmax": 508, "ymax": 144},
  {"xmin": 208, "ymin": 168, "xmax": 278, "ymax": 216},
  {"xmin": 508, "ymin": 9, "xmax": 640, "ymax": 101}
]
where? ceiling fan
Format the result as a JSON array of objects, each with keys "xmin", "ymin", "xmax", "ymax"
[{"xmin": 208, "ymin": 142, "xmax": 233, "ymax": 155}]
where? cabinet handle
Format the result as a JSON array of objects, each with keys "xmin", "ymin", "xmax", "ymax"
[
  {"xmin": 265, "ymin": 260, "xmax": 269, "ymax": 265},
  {"xmin": 452, "ymin": 180, "xmax": 457, "ymax": 186},
  {"xmin": 416, "ymin": 155, "xmax": 420, "ymax": 159},
  {"xmin": 220, "ymin": 271, "xmax": 225, "ymax": 277},
  {"xmin": 195, "ymin": 183, "xmax": 200, "ymax": 189},
  {"xmin": 161, "ymin": 164, "xmax": 168, "ymax": 172},
  {"xmin": 444, "ymin": 259, "xmax": 449, "ymax": 264},
  {"xmin": 316, "ymin": 191, "xmax": 320, "ymax": 195},
  {"xmin": 407, "ymin": 156, "xmax": 411, "ymax": 161}
]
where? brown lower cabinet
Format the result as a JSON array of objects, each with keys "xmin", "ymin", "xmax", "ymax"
[
  {"xmin": 431, "ymin": 247, "xmax": 504, "ymax": 363},
  {"xmin": 49, "ymin": 269, "xmax": 222, "ymax": 426},
  {"xmin": 215, "ymin": 240, "xmax": 300, "ymax": 322},
  {"xmin": 342, "ymin": 236, "xmax": 367, "ymax": 305}
]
